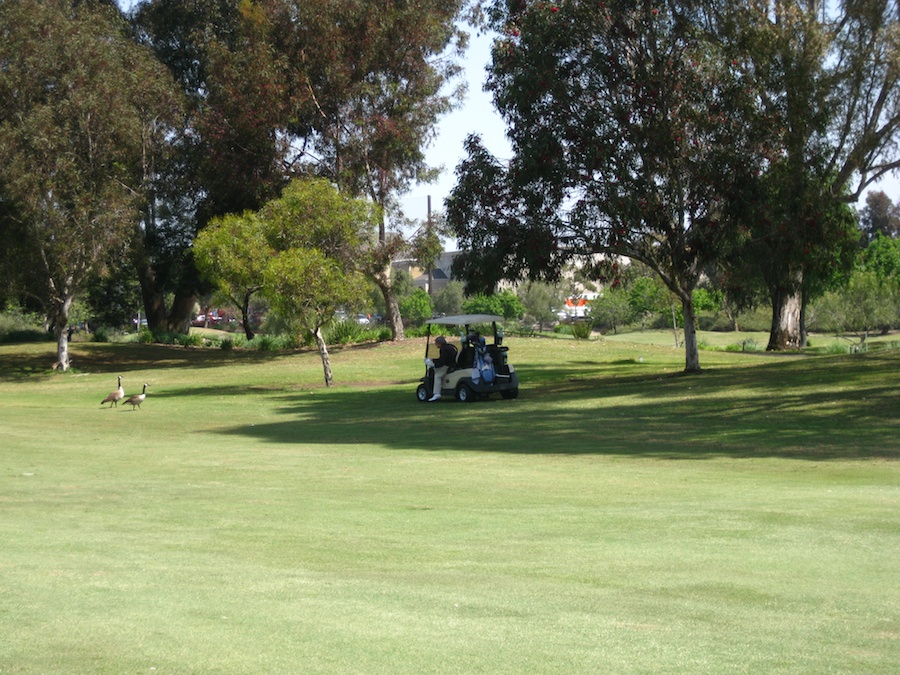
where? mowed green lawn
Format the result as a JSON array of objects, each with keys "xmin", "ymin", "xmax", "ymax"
[{"xmin": 1, "ymin": 334, "xmax": 898, "ymax": 673}]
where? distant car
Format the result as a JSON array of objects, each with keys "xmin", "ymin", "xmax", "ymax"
[
  {"xmin": 417, "ymin": 314, "xmax": 519, "ymax": 403},
  {"xmin": 356, "ymin": 314, "xmax": 370, "ymax": 325}
]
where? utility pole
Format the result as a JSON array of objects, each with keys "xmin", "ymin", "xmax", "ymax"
[{"xmin": 427, "ymin": 195, "xmax": 434, "ymax": 296}]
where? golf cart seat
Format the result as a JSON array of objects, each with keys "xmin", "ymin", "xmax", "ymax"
[{"xmin": 457, "ymin": 346, "xmax": 476, "ymax": 369}]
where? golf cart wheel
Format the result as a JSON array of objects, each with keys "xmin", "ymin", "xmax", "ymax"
[
  {"xmin": 456, "ymin": 383, "xmax": 475, "ymax": 403},
  {"xmin": 501, "ymin": 388, "xmax": 519, "ymax": 400},
  {"xmin": 416, "ymin": 384, "xmax": 430, "ymax": 402}
]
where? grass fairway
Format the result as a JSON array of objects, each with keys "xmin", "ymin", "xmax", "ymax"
[{"xmin": 1, "ymin": 336, "xmax": 898, "ymax": 673}]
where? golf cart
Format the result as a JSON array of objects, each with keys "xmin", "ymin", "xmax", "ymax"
[{"xmin": 416, "ymin": 314, "xmax": 519, "ymax": 402}]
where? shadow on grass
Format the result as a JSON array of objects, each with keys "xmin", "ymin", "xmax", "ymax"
[
  {"xmin": 210, "ymin": 352, "xmax": 900, "ymax": 462},
  {"xmin": 0, "ymin": 341, "xmax": 311, "ymax": 381}
]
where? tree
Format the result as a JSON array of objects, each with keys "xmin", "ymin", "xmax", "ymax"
[
  {"xmin": 518, "ymin": 281, "xmax": 564, "ymax": 332},
  {"xmin": 724, "ymin": 1, "xmax": 900, "ymax": 350},
  {"xmin": 282, "ymin": 0, "xmax": 469, "ymax": 341},
  {"xmin": 132, "ymin": 0, "xmax": 470, "ymax": 340},
  {"xmin": 259, "ymin": 178, "xmax": 378, "ymax": 386},
  {"xmin": 813, "ymin": 270, "xmax": 898, "ymax": 348},
  {"xmin": 132, "ymin": 0, "xmax": 292, "ymax": 335},
  {"xmin": 433, "ymin": 280, "xmax": 467, "ymax": 317},
  {"xmin": 590, "ymin": 288, "xmax": 632, "ymax": 335},
  {"xmin": 399, "ymin": 288, "xmax": 434, "ymax": 326},
  {"xmin": 860, "ymin": 191, "xmax": 900, "ymax": 243},
  {"xmin": 861, "ymin": 233, "xmax": 900, "ymax": 282},
  {"xmin": 448, "ymin": 1, "xmax": 758, "ymax": 371},
  {"xmin": 627, "ymin": 275, "xmax": 669, "ymax": 331},
  {"xmin": 0, "ymin": 0, "xmax": 179, "ymax": 370},
  {"xmin": 193, "ymin": 211, "xmax": 271, "ymax": 340},
  {"xmin": 462, "ymin": 290, "xmax": 524, "ymax": 320}
]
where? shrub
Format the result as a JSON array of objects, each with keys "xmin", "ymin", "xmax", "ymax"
[
  {"xmin": 570, "ymin": 321, "xmax": 593, "ymax": 340},
  {"xmin": 326, "ymin": 319, "xmax": 366, "ymax": 345},
  {"xmin": 91, "ymin": 326, "xmax": 112, "ymax": 343},
  {"xmin": 725, "ymin": 339, "xmax": 761, "ymax": 352},
  {"xmin": 137, "ymin": 327, "xmax": 155, "ymax": 344},
  {"xmin": 0, "ymin": 307, "xmax": 49, "ymax": 344},
  {"xmin": 175, "ymin": 332, "xmax": 204, "ymax": 348},
  {"xmin": 824, "ymin": 341, "xmax": 851, "ymax": 355},
  {"xmin": 399, "ymin": 288, "xmax": 433, "ymax": 326},
  {"xmin": 252, "ymin": 335, "xmax": 281, "ymax": 352}
]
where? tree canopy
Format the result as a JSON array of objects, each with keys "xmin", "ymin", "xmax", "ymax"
[
  {"xmin": 0, "ymin": 0, "xmax": 180, "ymax": 369},
  {"xmin": 447, "ymin": 0, "xmax": 900, "ymax": 368}
]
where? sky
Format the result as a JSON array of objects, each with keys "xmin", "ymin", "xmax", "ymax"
[{"xmin": 398, "ymin": 30, "xmax": 511, "ymax": 224}]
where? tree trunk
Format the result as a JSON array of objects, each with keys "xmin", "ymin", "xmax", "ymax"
[
  {"xmin": 681, "ymin": 294, "xmax": 700, "ymax": 373},
  {"xmin": 136, "ymin": 257, "xmax": 167, "ymax": 332},
  {"xmin": 375, "ymin": 267, "xmax": 405, "ymax": 340},
  {"xmin": 167, "ymin": 285, "xmax": 196, "ymax": 334},
  {"xmin": 240, "ymin": 290, "xmax": 255, "ymax": 341},
  {"xmin": 313, "ymin": 325, "xmax": 333, "ymax": 387},
  {"xmin": 799, "ymin": 287, "xmax": 810, "ymax": 348},
  {"xmin": 55, "ymin": 326, "xmax": 70, "ymax": 371},
  {"xmin": 52, "ymin": 294, "xmax": 75, "ymax": 371},
  {"xmin": 768, "ymin": 285, "xmax": 803, "ymax": 351}
]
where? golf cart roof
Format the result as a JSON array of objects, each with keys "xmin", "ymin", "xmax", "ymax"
[{"xmin": 425, "ymin": 314, "xmax": 504, "ymax": 326}]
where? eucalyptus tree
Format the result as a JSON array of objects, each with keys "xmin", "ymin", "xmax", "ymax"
[
  {"xmin": 131, "ymin": 0, "xmax": 292, "ymax": 334},
  {"xmin": 447, "ymin": 0, "xmax": 759, "ymax": 372},
  {"xmin": 130, "ymin": 0, "xmax": 469, "ymax": 340},
  {"xmin": 859, "ymin": 191, "xmax": 900, "ymax": 242},
  {"xmin": 279, "ymin": 0, "xmax": 470, "ymax": 341},
  {"xmin": 723, "ymin": 0, "xmax": 900, "ymax": 350},
  {"xmin": 0, "ymin": 0, "xmax": 180, "ymax": 369}
]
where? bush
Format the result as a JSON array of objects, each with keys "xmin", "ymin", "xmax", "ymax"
[
  {"xmin": 724, "ymin": 339, "xmax": 761, "ymax": 352},
  {"xmin": 326, "ymin": 319, "xmax": 367, "ymax": 345},
  {"xmin": 0, "ymin": 307, "xmax": 49, "ymax": 344},
  {"xmin": 175, "ymin": 332, "xmax": 204, "ymax": 348},
  {"xmin": 251, "ymin": 334, "xmax": 281, "ymax": 352},
  {"xmin": 399, "ymin": 288, "xmax": 433, "ymax": 326},
  {"xmin": 137, "ymin": 327, "xmax": 155, "ymax": 344},
  {"xmin": 823, "ymin": 341, "xmax": 851, "ymax": 355},
  {"xmin": 91, "ymin": 326, "xmax": 112, "ymax": 343},
  {"xmin": 570, "ymin": 321, "xmax": 593, "ymax": 340}
]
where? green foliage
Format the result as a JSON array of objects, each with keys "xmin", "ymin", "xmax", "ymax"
[
  {"xmin": 590, "ymin": 288, "xmax": 632, "ymax": 334},
  {"xmin": 325, "ymin": 319, "xmax": 369, "ymax": 346},
  {"xmin": 0, "ymin": 306, "xmax": 48, "ymax": 344},
  {"xmin": 518, "ymin": 281, "xmax": 563, "ymax": 327},
  {"xmin": 399, "ymin": 288, "xmax": 433, "ymax": 326},
  {"xmin": 860, "ymin": 233, "xmax": 900, "ymax": 281},
  {"xmin": 693, "ymin": 288, "xmax": 722, "ymax": 313},
  {"xmin": 174, "ymin": 332, "xmax": 205, "ymax": 348},
  {"xmin": 432, "ymin": 280, "xmax": 466, "ymax": 316},
  {"xmin": 462, "ymin": 290, "xmax": 524, "ymax": 320},
  {"xmin": 391, "ymin": 268, "xmax": 416, "ymax": 301},
  {"xmin": 252, "ymin": 179, "xmax": 377, "ymax": 375},
  {"xmin": 628, "ymin": 276, "xmax": 669, "ymax": 329},
  {"xmin": 0, "ymin": 0, "xmax": 180, "ymax": 368},
  {"xmin": 813, "ymin": 269, "xmax": 899, "ymax": 338},
  {"xmin": 570, "ymin": 321, "xmax": 593, "ymax": 340}
]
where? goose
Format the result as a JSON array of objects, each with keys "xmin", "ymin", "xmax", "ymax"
[
  {"xmin": 101, "ymin": 376, "xmax": 125, "ymax": 408},
  {"xmin": 124, "ymin": 383, "xmax": 149, "ymax": 411}
]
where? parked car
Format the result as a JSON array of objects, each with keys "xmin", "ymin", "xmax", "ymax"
[{"xmin": 416, "ymin": 314, "xmax": 519, "ymax": 403}]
